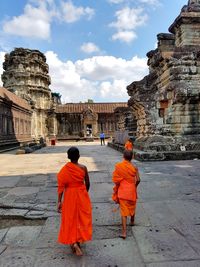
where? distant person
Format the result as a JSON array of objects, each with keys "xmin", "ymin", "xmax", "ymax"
[
  {"xmin": 112, "ymin": 150, "xmax": 140, "ymax": 239},
  {"xmin": 124, "ymin": 138, "xmax": 133, "ymax": 151},
  {"xmin": 100, "ymin": 132, "xmax": 105, "ymax": 145},
  {"xmin": 89, "ymin": 128, "xmax": 92, "ymax": 137},
  {"xmin": 57, "ymin": 147, "xmax": 92, "ymax": 256}
]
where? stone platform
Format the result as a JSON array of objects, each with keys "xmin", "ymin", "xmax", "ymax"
[
  {"xmin": 0, "ymin": 141, "xmax": 200, "ymax": 266},
  {"xmin": 108, "ymin": 142, "xmax": 200, "ymax": 161}
]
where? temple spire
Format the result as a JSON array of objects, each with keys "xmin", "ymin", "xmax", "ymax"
[{"xmin": 188, "ymin": 0, "xmax": 200, "ymax": 4}]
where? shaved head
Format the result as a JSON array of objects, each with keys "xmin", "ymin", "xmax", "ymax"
[
  {"xmin": 123, "ymin": 150, "xmax": 133, "ymax": 161},
  {"xmin": 67, "ymin": 147, "xmax": 80, "ymax": 161}
]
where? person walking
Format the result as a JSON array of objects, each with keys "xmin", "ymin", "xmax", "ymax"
[
  {"xmin": 112, "ymin": 150, "xmax": 140, "ymax": 239},
  {"xmin": 124, "ymin": 138, "xmax": 133, "ymax": 151},
  {"xmin": 57, "ymin": 147, "xmax": 92, "ymax": 256},
  {"xmin": 100, "ymin": 132, "xmax": 105, "ymax": 145}
]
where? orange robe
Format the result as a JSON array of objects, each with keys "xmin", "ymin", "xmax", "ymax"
[
  {"xmin": 112, "ymin": 160, "xmax": 138, "ymax": 216},
  {"xmin": 124, "ymin": 141, "xmax": 133, "ymax": 151},
  {"xmin": 57, "ymin": 162, "xmax": 92, "ymax": 244}
]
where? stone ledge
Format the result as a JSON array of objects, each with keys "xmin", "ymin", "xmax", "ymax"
[
  {"xmin": 108, "ymin": 142, "xmax": 200, "ymax": 161},
  {"xmin": 134, "ymin": 150, "xmax": 200, "ymax": 161},
  {"xmin": 107, "ymin": 142, "xmax": 124, "ymax": 152}
]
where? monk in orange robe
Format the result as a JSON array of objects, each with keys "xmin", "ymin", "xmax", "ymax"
[
  {"xmin": 124, "ymin": 138, "xmax": 133, "ymax": 151},
  {"xmin": 57, "ymin": 147, "xmax": 92, "ymax": 256},
  {"xmin": 112, "ymin": 150, "xmax": 140, "ymax": 239}
]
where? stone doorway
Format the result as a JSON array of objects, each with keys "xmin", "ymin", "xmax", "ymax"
[{"xmin": 86, "ymin": 124, "xmax": 92, "ymax": 137}]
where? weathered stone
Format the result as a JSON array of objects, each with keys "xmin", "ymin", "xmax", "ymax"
[
  {"xmin": 0, "ymin": 229, "xmax": 8, "ymax": 242},
  {"xmin": 109, "ymin": 1, "xmax": 200, "ymax": 161},
  {"xmin": 4, "ymin": 226, "xmax": 42, "ymax": 246},
  {"xmin": 0, "ymin": 176, "xmax": 20, "ymax": 188},
  {"xmin": 8, "ymin": 187, "xmax": 39, "ymax": 196},
  {"xmin": 133, "ymin": 226, "xmax": 198, "ymax": 262},
  {"xmin": 0, "ymin": 249, "xmax": 36, "ymax": 267}
]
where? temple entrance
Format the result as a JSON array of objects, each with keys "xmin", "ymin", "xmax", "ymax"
[{"xmin": 86, "ymin": 124, "xmax": 92, "ymax": 137}]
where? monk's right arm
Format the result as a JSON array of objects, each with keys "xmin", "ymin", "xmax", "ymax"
[
  {"xmin": 84, "ymin": 167, "xmax": 90, "ymax": 191},
  {"xmin": 136, "ymin": 168, "xmax": 140, "ymax": 186},
  {"xmin": 57, "ymin": 167, "xmax": 65, "ymax": 213}
]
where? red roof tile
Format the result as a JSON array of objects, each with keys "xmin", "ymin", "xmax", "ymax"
[
  {"xmin": 0, "ymin": 87, "xmax": 31, "ymax": 111},
  {"xmin": 56, "ymin": 102, "xmax": 127, "ymax": 114}
]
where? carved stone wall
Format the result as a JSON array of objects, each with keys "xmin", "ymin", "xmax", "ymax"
[
  {"xmin": 1, "ymin": 48, "xmax": 54, "ymax": 139},
  {"xmin": 127, "ymin": 0, "xmax": 200, "ymax": 160},
  {"xmin": 0, "ymin": 87, "xmax": 32, "ymax": 149}
]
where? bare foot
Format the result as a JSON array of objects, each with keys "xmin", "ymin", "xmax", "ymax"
[
  {"xmin": 70, "ymin": 245, "xmax": 75, "ymax": 253},
  {"xmin": 73, "ymin": 243, "xmax": 83, "ymax": 256},
  {"xmin": 119, "ymin": 234, "xmax": 126, "ymax": 239}
]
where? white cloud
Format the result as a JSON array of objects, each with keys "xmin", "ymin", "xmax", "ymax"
[
  {"xmin": 110, "ymin": 7, "xmax": 148, "ymax": 30},
  {"xmin": 0, "ymin": 52, "xmax": 6, "ymax": 86},
  {"xmin": 108, "ymin": 0, "xmax": 124, "ymax": 3},
  {"xmin": 80, "ymin": 42, "xmax": 100, "ymax": 54},
  {"xmin": 110, "ymin": 7, "xmax": 148, "ymax": 43},
  {"xmin": 112, "ymin": 31, "xmax": 137, "ymax": 43},
  {"xmin": 0, "ymin": 50, "xmax": 148, "ymax": 102},
  {"xmin": 61, "ymin": 1, "xmax": 95, "ymax": 23},
  {"xmin": 138, "ymin": 0, "xmax": 160, "ymax": 6},
  {"xmin": 108, "ymin": 0, "xmax": 160, "ymax": 5},
  {"xmin": 2, "ymin": 0, "xmax": 95, "ymax": 39},
  {"xmin": 3, "ymin": 2, "xmax": 53, "ymax": 39},
  {"xmin": 45, "ymin": 51, "xmax": 148, "ymax": 102}
]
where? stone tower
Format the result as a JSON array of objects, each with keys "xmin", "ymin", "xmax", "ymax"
[
  {"xmin": 126, "ymin": 0, "xmax": 200, "ymax": 160},
  {"xmin": 1, "ymin": 48, "xmax": 57, "ymax": 139}
]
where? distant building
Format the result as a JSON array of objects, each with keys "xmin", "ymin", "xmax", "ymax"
[
  {"xmin": 56, "ymin": 102, "xmax": 127, "ymax": 139},
  {"xmin": 0, "ymin": 87, "xmax": 32, "ymax": 149},
  {"xmin": 0, "ymin": 48, "xmax": 127, "ymax": 148}
]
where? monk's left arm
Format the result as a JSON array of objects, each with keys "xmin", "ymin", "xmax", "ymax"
[{"xmin": 84, "ymin": 167, "xmax": 90, "ymax": 191}]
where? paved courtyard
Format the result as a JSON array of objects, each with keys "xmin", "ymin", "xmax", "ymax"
[{"xmin": 0, "ymin": 141, "xmax": 200, "ymax": 267}]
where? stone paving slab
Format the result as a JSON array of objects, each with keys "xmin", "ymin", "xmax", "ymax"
[
  {"xmin": 132, "ymin": 226, "xmax": 199, "ymax": 263},
  {"xmin": 0, "ymin": 208, "xmax": 29, "ymax": 217},
  {"xmin": 92, "ymin": 203, "xmax": 121, "ymax": 225},
  {"xmin": 7, "ymin": 187, "xmax": 40, "ymax": 196},
  {"xmin": 0, "ymin": 176, "xmax": 20, "ymax": 188},
  {"xmin": 90, "ymin": 182, "xmax": 113, "ymax": 202},
  {"xmin": 166, "ymin": 199, "xmax": 200, "ymax": 226},
  {"xmin": 0, "ymin": 248, "xmax": 36, "ymax": 267},
  {"xmin": 34, "ymin": 238, "xmax": 144, "ymax": 267},
  {"xmin": 89, "ymin": 171, "xmax": 111, "ymax": 183},
  {"xmin": 146, "ymin": 260, "xmax": 200, "ymax": 267},
  {"xmin": 0, "ymin": 229, "xmax": 8, "ymax": 242},
  {"xmin": 4, "ymin": 226, "xmax": 42, "ymax": 247},
  {"xmin": 175, "ymin": 224, "xmax": 200, "ymax": 255},
  {"xmin": 0, "ymin": 245, "xmax": 7, "ymax": 256},
  {"xmin": 141, "ymin": 201, "xmax": 181, "ymax": 227}
]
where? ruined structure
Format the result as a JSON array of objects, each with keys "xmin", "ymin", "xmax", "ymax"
[
  {"xmin": 1, "ymin": 48, "xmax": 126, "ymax": 147},
  {"xmin": 126, "ymin": 0, "xmax": 200, "ymax": 160},
  {"xmin": 113, "ymin": 106, "xmax": 137, "ymax": 145},
  {"xmin": 1, "ymin": 48, "xmax": 58, "ymax": 140},
  {"xmin": 0, "ymin": 87, "xmax": 32, "ymax": 149}
]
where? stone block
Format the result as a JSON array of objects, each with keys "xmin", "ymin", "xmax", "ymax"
[
  {"xmin": 133, "ymin": 226, "xmax": 198, "ymax": 262},
  {"xmin": 0, "ymin": 176, "xmax": 20, "ymax": 188},
  {"xmin": 0, "ymin": 248, "xmax": 36, "ymax": 267},
  {"xmin": 4, "ymin": 226, "xmax": 42, "ymax": 246}
]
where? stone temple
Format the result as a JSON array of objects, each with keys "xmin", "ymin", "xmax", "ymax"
[
  {"xmin": 0, "ymin": 48, "xmax": 127, "ymax": 149},
  {"xmin": 113, "ymin": 0, "xmax": 200, "ymax": 160},
  {"xmin": 1, "ymin": 0, "xmax": 200, "ymax": 160}
]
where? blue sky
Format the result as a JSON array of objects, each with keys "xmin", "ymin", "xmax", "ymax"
[{"xmin": 0, "ymin": 0, "xmax": 186, "ymax": 103}]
